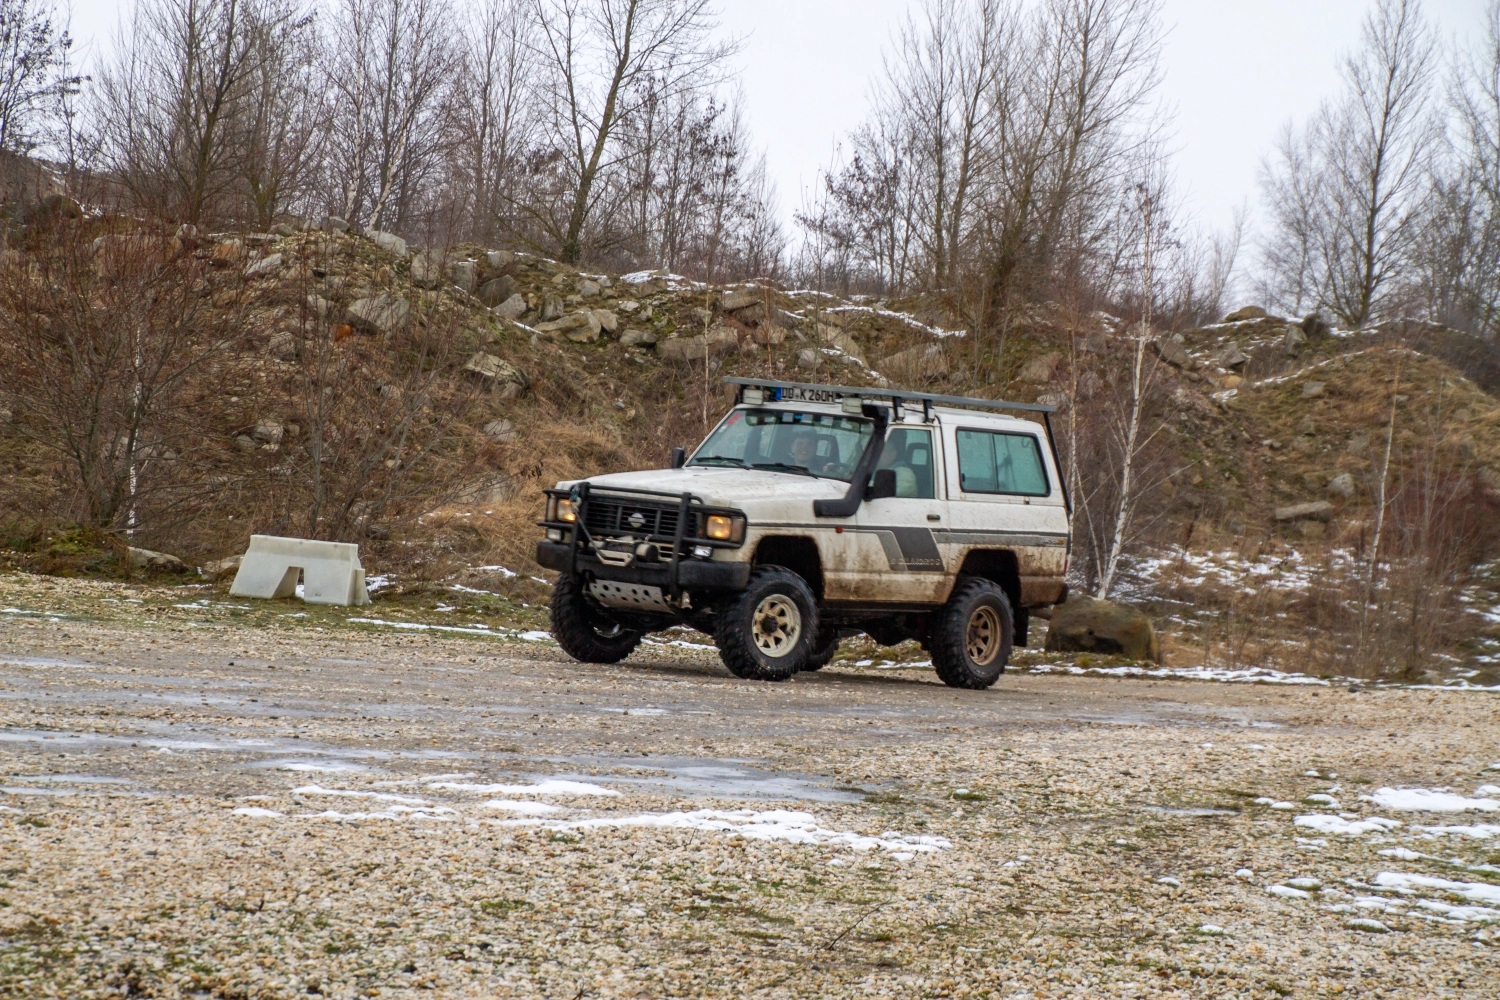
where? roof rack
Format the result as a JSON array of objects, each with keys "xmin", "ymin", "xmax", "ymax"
[{"xmin": 722, "ymin": 377, "xmax": 1057, "ymax": 415}]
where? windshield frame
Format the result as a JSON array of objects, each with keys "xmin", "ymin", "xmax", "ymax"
[{"xmin": 687, "ymin": 406, "xmax": 875, "ymax": 482}]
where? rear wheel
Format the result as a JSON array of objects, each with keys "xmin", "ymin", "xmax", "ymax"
[
  {"xmin": 930, "ymin": 576, "xmax": 1013, "ymax": 689},
  {"xmin": 715, "ymin": 567, "xmax": 818, "ymax": 681},
  {"xmin": 550, "ymin": 575, "xmax": 644, "ymax": 664}
]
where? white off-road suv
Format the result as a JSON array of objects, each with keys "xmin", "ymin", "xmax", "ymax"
[{"xmin": 536, "ymin": 378, "xmax": 1070, "ymax": 689}]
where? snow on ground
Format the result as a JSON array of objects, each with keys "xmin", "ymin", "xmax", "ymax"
[
  {"xmin": 424, "ymin": 779, "xmax": 620, "ymax": 797},
  {"xmin": 346, "ymin": 617, "xmax": 554, "ymax": 644},
  {"xmin": 1026, "ymin": 663, "xmax": 1329, "ymax": 686},
  {"xmin": 498, "ymin": 808, "xmax": 952, "ymax": 856},
  {"xmin": 1294, "ymin": 814, "xmax": 1402, "ymax": 836},
  {"xmin": 1367, "ymin": 787, "xmax": 1500, "ymax": 812},
  {"xmin": 225, "ymin": 774, "xmax": 946, "ymax": 858}
]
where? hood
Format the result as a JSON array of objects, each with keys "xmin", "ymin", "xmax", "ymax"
[{"xmin": 558, "ymin": 467, "xmax": 847, "ymax": 511}]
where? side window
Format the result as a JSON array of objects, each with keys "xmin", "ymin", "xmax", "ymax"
[
  {"xmin": 955, "ymin": 429, "xmax": 1049, "ymax": 496},
  {"xmin": 875, "ymin": 428, "xmax": 936, "ymax": 499}
]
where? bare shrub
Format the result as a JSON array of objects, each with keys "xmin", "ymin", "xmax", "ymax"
[{"xmin": 0, "ymin": 221, "xmax": 250, "ymax": 532}]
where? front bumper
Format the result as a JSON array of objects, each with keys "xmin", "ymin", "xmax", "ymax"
[{"xmin": 536, "ymin": 541, "xmax": 752, "ymax": 591}]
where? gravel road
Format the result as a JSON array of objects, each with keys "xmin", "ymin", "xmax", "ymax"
[{"xmin": 2, "ymin": 580, "xmax": 1498, "ymax": 998}]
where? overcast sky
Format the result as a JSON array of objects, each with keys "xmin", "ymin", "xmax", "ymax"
[{"xmin": 65, "ymin": 0, "xmax": 1491, "ymax": 240}]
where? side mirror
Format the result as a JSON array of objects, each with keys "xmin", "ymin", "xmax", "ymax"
[
  {"xmin": 865, "ymin": 468, "xmax": 897, "ymax": 500},
  {"xmin": 670, "ymin": 446, "xmax": 687, "ymax": 469}
]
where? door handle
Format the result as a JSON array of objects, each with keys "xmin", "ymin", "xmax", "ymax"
[{"xmin": 927, "ymin": 514, "xmax": 941, "ymax": 521}]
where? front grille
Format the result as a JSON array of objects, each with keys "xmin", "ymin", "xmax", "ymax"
[{"xmin": 584, "ymin": 496, "xmax": 697, "ymax": 541}]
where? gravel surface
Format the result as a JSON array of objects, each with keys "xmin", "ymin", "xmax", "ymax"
[{"xmin": 1, "ymin": 574, "xmax": 1497, "ymax": 998}]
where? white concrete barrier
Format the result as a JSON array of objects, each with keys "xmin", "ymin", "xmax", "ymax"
[{"xmin": 228, "ymin": 535, "xmax": 371, "ymax": 606}]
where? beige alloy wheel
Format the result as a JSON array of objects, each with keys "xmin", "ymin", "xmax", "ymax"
[
  {"xmin": 752, "ymin": 595, "xmax": 802, "ymax": 658},
  {"xmin": 965, "ymin": 605, "xmax": 1002, "ymax": 666}
]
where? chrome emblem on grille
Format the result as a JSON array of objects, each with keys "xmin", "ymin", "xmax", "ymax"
[{"xmin": 627, "ymin": 512, "xmax": 647, "ymax": 530}]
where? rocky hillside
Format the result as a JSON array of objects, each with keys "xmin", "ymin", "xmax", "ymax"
[{"xmin": 3, "ymin": 220, "xmax": 1498, "ymax": 680}]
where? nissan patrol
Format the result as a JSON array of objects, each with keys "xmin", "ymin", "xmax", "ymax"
[{"xmin": 535, "ymin": 378, "xmax": 1070, "ymax": 688}]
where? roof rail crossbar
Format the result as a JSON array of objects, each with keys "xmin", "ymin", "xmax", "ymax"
[{"xmin": 722, "ymin": 377, "xmax": 1057, "ymax": 415}]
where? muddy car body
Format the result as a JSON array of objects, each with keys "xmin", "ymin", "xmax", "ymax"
[{"xmin": 536, "ymin": 378, "xmax": 1070, "ymax": 688}]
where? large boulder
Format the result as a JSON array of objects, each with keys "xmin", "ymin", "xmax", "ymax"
[
  {"xmin": 367, "ymin": 230, "xmax": 407, "ymax": 257},
  {"xmin": 1223, "ymin": 306, "xmax": 1268, "ymax": 322},
  {"xmin": 493, "ymin": 293, "xmax": 528, "ymax": 321},
  {"xmin": 129, "ymin": 546, "xmax": 185, "ymax": 572},
  {"xmin": 718, "ymin": 288, "xmax": 762, "ymax": 312},
  {"xmin": 1275, "ymin": 500, "xmax": 1334, "ymax": 523},
  {"xmin": 478, "ymin": 275, "xmax": 517, "ymax": 307},
  {"xmin": 1301, "ymin": 313, "xmax": 1332, "ymax": 340},
  {"xmin": 1152, "ymin": 336, "xmax": 1189, "ymax": 368},
  {"xmin": 1044, "ymin": 596, "xmax": 1160, "ymax": 663},
  {"xmin": 347, "ymin": 294, "xmax": 411, "ymax": 336},
  {"xmin": 1018, "ymin": 351, "xmax": 1062, "ymax": 384},
  {"xmin": 659, "ymin": 327, "xmax": 738, "ymax": 362},
  {"xmin": 535, "ymin": 311, "xmax": 602, "ymax": 343}
]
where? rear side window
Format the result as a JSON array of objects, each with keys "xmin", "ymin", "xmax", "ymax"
[{"xmin": 955, "ymin": 429, "xmax": 1049, "ymax": 496}]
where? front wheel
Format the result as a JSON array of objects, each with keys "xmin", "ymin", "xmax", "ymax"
[
  {"xmin": 550, "ymin": 575, "xmax": 644, "ymax": 664},
  {"xmin": 714, "ymin": 566, "xmax": 818, "ymax": 681},
  {"xmin": 930, "ymin": 576, "xmax": 1013, "ymax": 689}
]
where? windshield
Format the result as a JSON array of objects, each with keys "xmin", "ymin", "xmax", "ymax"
[{"xmin": 689, "ymin": 408, "xmax": 874, "ymax": 481}]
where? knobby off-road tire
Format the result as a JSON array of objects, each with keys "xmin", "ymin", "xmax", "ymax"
[
  {"xmin": 550, "ymin": 575, "xmax": 644, "ymax": 664},
  {"xmin": 930, "ymin": 576, "xmax": 1013, "ymax": 689},
  {"xmin": 799, "ymin": 626, "xmax": 842, "ymax": 672},
  {"xmin": 715, "ymin": 566, "xmax": 819, "ymax": 682}
]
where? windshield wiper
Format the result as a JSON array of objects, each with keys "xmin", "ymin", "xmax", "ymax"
[
  {"xmin": 751, "ymin": 462, "xmax": 816, "ymax": 477},
  {"xmin": 688, "ymin": 456, "xmax": 747, "ymax": 468}
]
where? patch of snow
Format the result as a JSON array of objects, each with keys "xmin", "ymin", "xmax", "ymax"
[
  {"xmin": 473, "ymin": 565, "xmax": 518, "ymax": 578},
  {"xmin": 232, "ymin": 807, "xmax": 284, "ymax": 818},
  {"xmin": 426, "ymin": 779, "xmax": 620, "ymax": 797},
  {"xmin": 1345, "ymin": 918, "xmax": 1390, "ymax": 933},
  {"xmin": 1305, "ymin": 793, "xmax": 1340, "ymax": 806},
  {"xmin": 1157, "ymin": 877, "xmax": 1182, "ymax": 887},
  {"xmin": 1368, "ymin": 788, "xmax": 1500, "ymax": 812},
  {"xmin": 1294, "ymin": 814, "xmax": 1402, "ymax": 836},
  {"xmin": 1026, "ymin": 662, "xmax": 1328, "ymax": 686},
  {"xmin": 1198, "ymin": 924, "xmax": 1227, "ymax": 935},
  {"xmin": 300, "ymin": 805, "xmax": 456, "ymax": 822},
  {"xmin": 1286, "ymin": 878, "xmax": 1322, "ymax": 890},
  {"xmin": 276, "ymin": 761, "xmax": 370, "ymax": 773},
  {"xmin": 292, "ymin": 784, "xmax": 431, "ymax": 805},
  {"xmin": 1372, "ymin": 872, "xmax": 1500, "ymax": 907},
  {"xmin": 1413, "ymin": 898, "xmax": 1500, "ymax": 923},
  {"xmin": 1415, "ymin": 824, "xmax": 1500, "ymax": 839},
  {"xmin": 1378, "ymin": 848, "xmax": 1426, "ymax": 860},
  {"xmin": 541, "ymin": 808, "xmax": 951, "ymax": 854},
  {"xmin": 1476, "ymin": 785, "xmax": 1500, "ymax": 797},
  {"xmin": 1234, "ymin": 868, "xmax": 1254, "ymax": 879},
  {"xmin": 481, "ymin": 800, "xmax": 562, "ymax": 815},
  {"xmin": 1267, "ymin": 885, "xmax": 1312, "ymax": 899},
  {"xmin": 1255, "ymin": 797, "xmax": 1297, "ymax": 809}
]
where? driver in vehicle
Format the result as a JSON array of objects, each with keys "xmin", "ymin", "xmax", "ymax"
[{"xmin": 789, "ymin": 434, "xmax": 838, "ymax": 476}]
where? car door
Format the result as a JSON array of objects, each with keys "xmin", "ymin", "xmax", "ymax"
[{"xmin": 852, "ymin": 422, "xmax": 950, "ymax": 604}]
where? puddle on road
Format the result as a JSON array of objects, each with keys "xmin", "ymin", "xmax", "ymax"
[{"xmin": 1, "ymin": 727, "xmax": 862, "ymax": 804}]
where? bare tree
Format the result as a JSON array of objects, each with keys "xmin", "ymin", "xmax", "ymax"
[
  {"xmin": 240, "ymin": 0, "xmax": 324, "ymax": 226},
  {"xmin": 523, "ymin": 0, "xmax": 736, "ymax": 263},
  {"xmin": 447, "ymin": 0, "xmax": 536, "ymax": 244},
  {"xmin": 324, "ymin": 0, "xmax": 456, "ymax": 231},
  {"xmin": 0, "ymin": 0, "xmax": 78, "ymax": 155},
  {"xmin": 1260, "ymin": 0, "xmax": 1436, "ymax": 327},
  {"xmin": 98, "ymin": 0, "xmax": 295, "ymax": 225}
]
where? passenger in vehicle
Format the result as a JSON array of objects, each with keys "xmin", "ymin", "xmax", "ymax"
[{"xmin": 877, "ymin": 438, "xmax": 919, "ymax": 497}]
